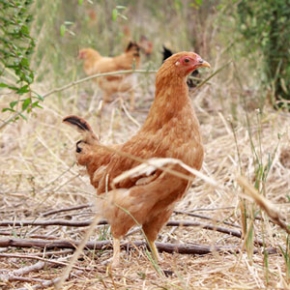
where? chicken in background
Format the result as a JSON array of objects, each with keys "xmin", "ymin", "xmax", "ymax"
[
  {"xmin": 122, "ymin": 26, "xmax": 153, "ymax": 59},
  {"xmin": 63, "ymin": 51, "xmax": 210, "ymax": 267},
  {"xmin": 162, "ymin": 45, "xmax": 201, "ymax": 88},
  {"xmin": 138, "ymin": 35, "xmax": 153, "ymax": 59},
  {"xmin": 86, "ymin": 9, "xmax": 97, "ymax": 27},
  {"xmin": 78, "ymin": 41, "xmax": 141, "ymax": 110}
]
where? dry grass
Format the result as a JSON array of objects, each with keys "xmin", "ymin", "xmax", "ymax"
[
  {"xmin": 1, "ymin": 70, "xmax": 290, "ymax": 289},
  {"xmin": 1, "ymin": 1, "xmax": 290, "ymax": 289}
]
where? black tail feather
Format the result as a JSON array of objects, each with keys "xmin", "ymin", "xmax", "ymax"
[{"xmin": 63, "ymin": 115, "xmax": 92, "ymax": 132}]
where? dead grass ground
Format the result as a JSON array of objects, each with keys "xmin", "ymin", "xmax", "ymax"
[{"xmin": 1, "ymin": 66, "xmax": 290, "ymax": 289}]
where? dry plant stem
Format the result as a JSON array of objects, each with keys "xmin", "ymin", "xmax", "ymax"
[
  {"xmin": 237, "ymin": 176, "xmax": 290, "ymax": 235},
  {"xmin": 56, "ymin": 214, "xmax": 102, "ymax": 290},
  {"xmin": 112, "ymin": 157, "xmax": 217, "ymax": 187},
  {"xmin": 0, "ymin": 253, "xmax": 86, "ymax": 270},
  {"xmin": 121, "ymin": 101, "xmax": 141, "ymax": 128}
]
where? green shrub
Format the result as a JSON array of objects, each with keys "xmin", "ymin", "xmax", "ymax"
[
  {"xmin": 0, "ymin": 0, "xmax": 42, "ymax": 122},
  {"xmin": 237, "ymin": 0, "xmax": 290, "ymax": 109}
]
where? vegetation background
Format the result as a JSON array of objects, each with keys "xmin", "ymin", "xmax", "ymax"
[{"xmin": 0, "ymin": 0, "xmax": 290, "ymax": 289}]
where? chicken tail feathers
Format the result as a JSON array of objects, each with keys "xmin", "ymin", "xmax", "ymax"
[
  {"xmin": 63, "ymin": 115, "xmax": 93, "ymax": 132},
  {"xmin": 63, "ymin": 115, "xmax": 98, "ymax": 143}
]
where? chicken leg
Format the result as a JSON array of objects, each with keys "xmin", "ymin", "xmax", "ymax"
[
  {"xmin": 147, "ymin": 239, "xmax": 160, "ymax": 262},
  {"xmin": 142, "ymin": 208, "xmax": 174, "ymax": 263},
  {"xmin": 111, "ymin": 237, "xmax": 121, "ymax": 267}
]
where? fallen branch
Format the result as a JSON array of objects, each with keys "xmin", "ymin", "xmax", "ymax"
[
  {"xmin": 0, "ymin": 219, "xmax": 239, "ymax": 235},
  {"xmin": 16, "ymin": 277, "xmax": 61, "ymax": 290},
  {"xmin": 42, "ymin": 203, "xmax": 240, "ymax": 229},
  {"xmin": 0, "ymin": 219, "xmax": 265, "ymax": 245},
  {"xmin": 0, "ymin": 261, "xmax": 57, "ymax": 288},
  {"xmin": 4, "ymin": 260, "xmax": 45, "ymax": 277},
  {"xmin": 0, "ymin": 248, "xmax": 73, "ymax": 257},
  {"xmin": 0, "ymin": 237, "xmax": 232, "ymax": 254},
  {"xmin": 0, "ymin": 237, "xmax": 277, "ymax": 255},
  {"xmin": 0, "ymin": 260, "xmax": 65, "ymax": 290},
  {"xmin": 0, "ymin": 219, "xmax": 105, "ymax": 227},
  {"xmin": 39, "ymin": 203, "xmax": 265, "ymax": 230}
]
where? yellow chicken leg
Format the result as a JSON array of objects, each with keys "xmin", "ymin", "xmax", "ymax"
[
  {"xmin": 111, "ymin": 237, "xmax": 121, "ymax": 267},
  {"xmin": 148, "ymin": 239, "xmax": 160, "ymax": 262}
]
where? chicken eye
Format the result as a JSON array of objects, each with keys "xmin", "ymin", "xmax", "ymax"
[{"xmin": 184, "ymin": 58, "xmax": 190, "ymax": 63}]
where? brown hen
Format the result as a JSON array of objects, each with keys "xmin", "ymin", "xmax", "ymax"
[{"xmin": 63, "ymin": 51, "xmax": 210, "ymax": 266}]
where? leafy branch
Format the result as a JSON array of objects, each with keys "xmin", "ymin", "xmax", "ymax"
[{"xmin": 0, "ymin": 0, "xmax": 39, "ymax": 121}]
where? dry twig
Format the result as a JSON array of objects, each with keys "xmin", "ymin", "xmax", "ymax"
[
  {"xmin": 0, "ymin": 253, "xmax": 86, "ymax": 270},
  {"xmin": 42, "ymin": 204, "xmax": 91, "ymax": 217},
  {"xmin": 0, "ymin": 219, "xmax": 267, "ymax": 245},
  {"xmin": 1, "ymin": 219, "xmax": 241, "ymax": 237}
]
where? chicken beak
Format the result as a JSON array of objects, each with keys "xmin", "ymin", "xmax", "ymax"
[{"xmin": 199, "ymin": 59, "xmax": 211, "ymax": 68}]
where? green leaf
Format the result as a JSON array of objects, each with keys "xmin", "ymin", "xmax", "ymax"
[
  {"xmin": 195, "ymin": 0, "xmax": 203, "ymax": 6},
  {"xmin": 22, "ymin": 97, "xmax": 31, "ymax": 111},
  {"xmin": 20, "ymin": 25, "xmax": 29, "ymax": 35},
  {"xmin": 8, "ymin": 86, "xmax": 19, "ymax": 91},
  {"xmin": 60, "ymin": 24, "xmax": 66, "ymax": 37},
  {"xmin": 112, "ymin": 8, "xmax": 118, "ymax": 21},
  {"xmin": 17, "ymin": 84, "xmax": 30, "ymax": 94},
  {"xmin": 78, "ymin": 0, "xmax": 84, "ymax": 5},
  {"xmin": 32, "ymin": 101, "xmax": 42, "ymax": 109},
  {"xmin": 10, "ymin": 101, "xmax": 18, "ymax": 109},
  {"xmin": 20, "ymin": 57, "xmax": 29, "ymax": 67},
  {"xmin": 0, "ymin": 83, "xmax": 9, "ymax": 88},
  {"xmin": 22, "ymin": 74, "xmax": 33, "ymax": 84},
  {"xmin": 2, "ymin": 107, "xmax": 15, "ymax": 113}
]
